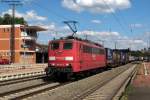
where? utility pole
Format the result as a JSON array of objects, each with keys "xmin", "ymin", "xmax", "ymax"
[
  {"xmin": 11, "ymin": 3, "xmax": 15, "ymax": 63},
  {"xmin": 115, "ymin": 41, "xmax": 117, "ymax": 49},
  {"xmin": 148, "ymin": 32, "xmax": 150, "ymax": 51},
  {"xmin": 1, "ymin": 0, "xmax": 22, "ymax": 63},
  {"xmin": 85, "ymin": 34, "xmax": 88, "ymax": 40}
]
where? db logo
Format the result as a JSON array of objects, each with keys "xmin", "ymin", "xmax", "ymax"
[
  {"xmin": 56, "ymin": 57, "xmax": 64, "ymax": 60},
  {"xmin": 92, "ymin": 55, "xmax": 96, "ymax": 60}
]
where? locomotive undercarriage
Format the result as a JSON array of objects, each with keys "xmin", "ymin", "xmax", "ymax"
[{"xmin": 45, "ymin": 66, "xmax": 74, "ymax": 80}]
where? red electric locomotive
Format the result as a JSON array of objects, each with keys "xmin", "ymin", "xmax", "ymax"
[{"xmin": 45, "ymin": 36, "xmax": 106, "ymax": 78}]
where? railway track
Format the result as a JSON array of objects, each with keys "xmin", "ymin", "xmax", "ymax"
[
  {"xmin": 0, "ymin": 82, "xmax": 61, "ymax": 100},
  {"xmin": 25, "ymin": 63, "xmax": 138, "ymax": 100},
  {"xmin": 112, "ymin": 64, "xmax": 139, "ymax": 100},
  {"xmin": 0, "ymin": 74, "xmax": 46, "ymax": 86},
  {"xmin": 0, "ymin": 63, "xmax": 138, "ymax": 100},
  {"xmin": 0, "ymin": 73, "xmax": 71, "ymax": 99},
  {"xmin": 0, "ymin": 79, "xmax": 71, "ymax": 100},
  {"xmin": 82, "ymin": 64, "xmax": 138, "ymax": 100}
]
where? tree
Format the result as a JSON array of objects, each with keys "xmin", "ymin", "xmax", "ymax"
[
  {"xmin": 0, "ymin": 16, "xmax": 3, "ymax": 24},
  {"xmin": 130, "ymin": 50, "xmax": 143, "ymax": 57},
  {"xmin": 0, "ymin": 13, "xmax": 28, "ymax": 25},
  {"xmin": 2, "ymin": 14, "xmax": 11, "ymax": 24},
  {"xmin": 15, "ymin": 17, "xmax": 28, "ymax": 25}
]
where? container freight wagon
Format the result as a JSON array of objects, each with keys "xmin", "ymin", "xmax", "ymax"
[
  {"xmin": 106, "ymin": 49, "xmax": 130, "ymax": 67},
  {"xmin": 119, "ymin": 49, "xmax": 130, "ymax": 65},
  {"xmin": 112, "ymin": 49, "xmax": 121, "ymax": 67},
  {"xmin": 105, "ymin": 48, "xmax": 113, "ymax": 67},
  {"xmin": 105, "ymin": 48, "xmax": 121, "ymax": 67},
  {"xmin": 129, "ymin": 56, "xmax": 135, "ymax": 62}
]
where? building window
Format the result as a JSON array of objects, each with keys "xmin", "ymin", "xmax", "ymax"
[
  {"xmin": 21, "ymin": 32, "xmax": 27, "ymax": 36},
  {"xmin": 0, "ymin": 53, "xmax": 1, "ymax": 57},
  {"xmin": 3, "ymin": 28, "xmax": 5, "ymax": 33},
  {"xmin": 7, "ymin": 28, "xmax": 10, "ymax": 32},
  {"xmin": 2, "ymin": 52, "xmax": 5, "ymax": 56},
  {"xmin": 6, "ymin": 52, "xmax": 8, "ymax": 56}
]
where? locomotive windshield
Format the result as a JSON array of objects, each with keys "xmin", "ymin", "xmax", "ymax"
[
  {"xmin": 51, "ymin": 42, "xmax": 59, "ymax": 50},
  {"xmin": 63, "ymin": 42, "xmax": 73, "ymax": 50}
]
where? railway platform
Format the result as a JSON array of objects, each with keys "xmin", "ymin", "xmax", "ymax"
[
  {"xmin": 0, "ymin": 64, "xmax": 47, "ymax": 81},
  {"xmin": 83, "ymin": 64, "xmax": 137, "ymax": 100},
  {"xmin": 125, "ymin": 62, "xmax": 150, "ymax": 100}
]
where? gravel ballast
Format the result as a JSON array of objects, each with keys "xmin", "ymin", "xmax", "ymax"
[{"xmin": 27, "ymin": 64, "xmax": 135, "ymax": 100}]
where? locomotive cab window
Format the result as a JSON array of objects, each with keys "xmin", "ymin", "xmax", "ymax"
[
  {"xmin": 51, "ymin": 42, "xmax": 59, "ymax": 50},
  {"xmin": 63, "ymin": 42, "xmax": 73, "ymax": 50}
]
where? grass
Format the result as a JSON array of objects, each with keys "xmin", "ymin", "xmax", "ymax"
[{"xmin": 120, "ymin": 84, "xmax": 134, "ymax": 100}]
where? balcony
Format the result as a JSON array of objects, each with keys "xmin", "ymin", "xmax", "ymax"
[
  {"xmin": 21, "ymin": 40, "xmax": 36, "ymax": 51},
  {"xmin": 21, "ymin": 44, "xmax": 35, "ymax": 51},
  {"xmin": 21, "ymin": 36, "xmax": 36, "ymax": 40},
  {"xmin": 21, "ymin": 32, "xmax": 37, "ymax": 41}
]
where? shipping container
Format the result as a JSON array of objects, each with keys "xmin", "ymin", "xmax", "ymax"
[{"xmin": 105, "ymin": 48, "xmax": 113, "ymax": 67}]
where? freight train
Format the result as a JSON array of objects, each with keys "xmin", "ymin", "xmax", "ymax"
[
  {"xmin": 105, "ymin": 48, "xmax": 130, "ymax": 67},
  {"xmin": 45, "ymin": 36, "xmax": 130, "ymax": 78}
]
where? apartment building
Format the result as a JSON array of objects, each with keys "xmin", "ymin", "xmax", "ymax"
[{"xmin": 0, "ymin": 24, "xmax": 46, "ymax": 64}]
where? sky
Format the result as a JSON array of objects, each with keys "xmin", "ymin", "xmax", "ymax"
[{"xmin": 0, "ymin": 0, "xmax": 150, "ymax": 50}]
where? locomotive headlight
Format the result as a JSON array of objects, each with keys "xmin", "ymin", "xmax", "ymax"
[
  {"xmin": 49, "ymin": 56, "xmax": 56, "ymax": 61},
  {"xmin": 65, "ymin": 57, "xmax": 73, "ymax": 61},
  {"xmin": 66, "ymin": 63, "xmax": 69, "ymax": 66},
  {"xmin": 52, "ymin": 63, "xmax": 55, "ymax": 66}
]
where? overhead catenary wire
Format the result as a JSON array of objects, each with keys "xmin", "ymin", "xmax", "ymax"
[
  {"xmin": 26, "ymin": 1, "xmax": 138, "ymax": 50},
  {"xmin": 16, "ymin": 1, "xmax": 138, "ymax": 49},
  {"xmin": 20, "ymin": 1, "xmax": 74, "ymax": 39},
  {"xmin": 113, "ymin": 5, "xmax": 132, "ymax": 35},
  {"xmin": 30, "ymin": 0, "xmax": 70, "ymax": 21},
  {"xmin": 24, "ymin": 1, "xmax": 127, "ymax": 36},
  {"xmin": 102, "ymin": 0, "xmax": 129, "ymax": 35},
  {"xmin": 23, "ymin": 0, "xmax": 85, "ymax": 33},
  {"xmin": 131, "ymin": 0, "xmax": 150, "ymax": 50}
]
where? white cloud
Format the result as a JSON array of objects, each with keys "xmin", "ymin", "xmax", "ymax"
[
  {"xmin": 25, "ymin": 10, "xmax": 46, "ymax": 21},
  {"xmin": 29, "ymin": 21, "xmax": 147, "ymax": 50},
  {"xmin": 62, "ymin": 0, "xmax": 82, "ymax": 12},
  {"xmin": 31, "ymin": 22, "xmax": 72, "ymax": 38},
  {"xmin": 22, "ymin": 0, "xmax": 33, "ymax": 4},
  {"xmin": 130, "ymin": 23, "xmax": 143, "ymax": 28},
  {"xmin": 145, "ymin": 32, "xmax": 150, "ymax": 35},
  {"xmin": 75, "ymin": 30, "xmax": 147, "ymax": 50},
  {"xmin": 62, "ymin": 0, "xmax": 131, "ymax": 13},
  {"xmin": 77, "ymin": 30, "xmax": 120, "ymax": 37},
  {"xmin": 35, "ymin": 25, "xmax": 146, "ymax": 50},
  {"xmin": 91, "ymin": 20, "xmax": 101, "ymax": 24},
  {"xmin": 29, "ymin": 21, "xmax": 148, "ymax": 50},
  {"xmin": 33, "ymin": 22, "xmax": 72, "ymax": 43},
  {"xmin": 1, "ymin": 9, "xmax": 47, "ymax": 22}
]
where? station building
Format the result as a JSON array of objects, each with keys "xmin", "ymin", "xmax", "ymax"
[{"xmin": 0, "ymin": 24, "xmax": 46, "ymax": 64}]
